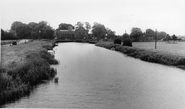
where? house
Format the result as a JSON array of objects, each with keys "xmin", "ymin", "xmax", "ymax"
[
  {"xmin": 56, "ymin": 26, "xmax": 74, "ymax": 40},
  {"xmin": 56, "ymin": 25, "xmax": 88, "ymax": 41},
  {"xmin": 74, "ymin": 26, "xmax": 88, "ymax": 40}
]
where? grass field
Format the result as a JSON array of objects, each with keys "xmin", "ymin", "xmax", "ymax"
[
  {"xmin": 1, "ymin": 40, "xmax": 53, "ymax": 68},
  {"xmin": 96, "ymin": 41, "xmax": 185, "ymax": 70},
  {"xmin": 133, "ymin": 41, "xmax": 185, "ymax": 56}
]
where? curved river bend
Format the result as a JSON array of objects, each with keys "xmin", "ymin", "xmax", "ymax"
[{"xmin": 5, "ymin": 43, "xmax": 185, "ymax": 109}]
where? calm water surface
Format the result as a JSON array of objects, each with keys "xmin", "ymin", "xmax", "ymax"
[{"xmin": 5, "ymin": 43, "xmax": 185, "ymax": 108}]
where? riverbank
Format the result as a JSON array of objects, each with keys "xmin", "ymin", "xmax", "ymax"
[
  {"xmin": 0, "ymin": 40, "xmax": 58, "ymax": 107},
  {"xmin": 96, "ymin": 41, "xmax": 185, "ymax": 70}
]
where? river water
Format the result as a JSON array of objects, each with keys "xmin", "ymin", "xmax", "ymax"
[{"xmin": 5, "ymin": 43, "xmax": 185, "ymax": 108}]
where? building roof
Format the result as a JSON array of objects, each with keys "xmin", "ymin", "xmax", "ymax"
[{"xmin": 58, "ymin": 30, "xmax": 74, "ymax": 34}]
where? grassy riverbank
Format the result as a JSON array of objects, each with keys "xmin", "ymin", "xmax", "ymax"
[
  {"xmin": 96, "ymin": 41, "xmax": 185, "ymax": 70},
  {"xmin": 0, "ymin": 40, "xmax": 58, "ymax": 107}
]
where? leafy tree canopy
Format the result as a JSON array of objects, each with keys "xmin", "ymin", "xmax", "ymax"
[{"xmin": 130, "ymin": 27, "xmax": 143, "ymax": 42}]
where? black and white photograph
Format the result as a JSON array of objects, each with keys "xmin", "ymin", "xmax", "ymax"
[{"xmin": 1, "ymin": 0, "xmax": 185, "ymax": 108}]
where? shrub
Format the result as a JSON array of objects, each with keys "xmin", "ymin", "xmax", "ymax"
[
  {"xmin": 12, "ymin": 41, "xmax": 17, "ymax": 45},
  {"xmin": 8, "ymin": 55, "xmax": 57, "ymax": 85},
  {"xmin": 123, "ymin": 38, "xmax": 132, "ymax": 47},
  {"xmin": 114, "ymin": 38, "xmax": 122, "ymax": 45}
]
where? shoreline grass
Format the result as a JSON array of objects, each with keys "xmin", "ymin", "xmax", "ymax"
[
  {"xmin": 0, "ymin": 40, "xmax": 58, "ymax": 107},
  {"xmin": 96, "ymin": 41, "xmax": 185, "ymax": 70}
]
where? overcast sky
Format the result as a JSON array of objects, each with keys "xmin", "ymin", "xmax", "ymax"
[{"xmin": 1, "ymin": 0, "xmax": 185, "ymax": 35}]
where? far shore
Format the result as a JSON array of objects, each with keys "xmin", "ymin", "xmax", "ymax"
[{"xmin": 96, "ymin": 41, "xmax": 185, "ymax": 70}]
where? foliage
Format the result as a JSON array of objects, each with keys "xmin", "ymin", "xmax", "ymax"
[
  {"xmin": 0, "ymin": 48, "xmax": 58, "ymax": 106},
  {"xmin": 163, "ymin": 34, "xmax": 171, "ymax": 41},
  {"xmin": 130, "ymin": 27, "xmax": 143, "ymax": 42},
  {"xmin": 84, "ymin": 22, "xmax": 91, "ymax": 30},
  {"xmin": 92, "ymin": 22, "xmax": 107, "ymax": 40},
  {"xmin": 9, "ymin": 21, "xmax": 55, "ymax": 39},
  {"xmin": 106, "ymin": 28, "xmax": 116, "ymax": 39},
  {"xmin": 123, "ymin": 38, "xmax": 132, "ymax": 47},
  {"xmin": 145, "ymin": 29, "xmax": 155, "ymax": 38},
  {"xmin": 157, "ymin": 31, "xmax": 167, "ymax": 40},
  {"xmin": 75, "ymin": 22, "xmax": 91, "ymax": 33},
  {"xmin": 1, "ymin": 29, "xmax": 18, "ymax": 40},
  {"xmin": 172, "ymin": 34, "xmax": 177, "ymax": 41},
  {"xmin": 58, "ymin": 23, "xmax": 74, "ymax": 30},
  {"xmin": 114, "ymin": 38, "xmax": 122, "ymax": 44},
  {"xmin": 76, "ymin": 22, "xmax": 84, "ymax": 28},
  {"xmin": 121, "ymin": 33, "xmax": 130, "ymax": 41}
]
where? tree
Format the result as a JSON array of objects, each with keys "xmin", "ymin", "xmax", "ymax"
[
  {"xmin": 58, "ymin": 23, "xmax": 74, "ymax": 30},
  {"xmin": 92, "ymin": 22, "xmax": 107, "ymax": 40},
  {"xmin": 84, "ymin": 22, "xmax": 91, "ymax": 30},
  {"xmin": 121, "ymin": 33, "xmax": 130, "ymax": 41},
  {"xmin": 106, "ymin": 28, "xmax": 115, "ymax": 39},
  {"xmin": 1, "ymin": 29, "xmax": 17, "ymax": 40},
  {"xmin": 43, "ymin": 26, "xmax": 55, "ymax": 39},
  {"xmin": 76, "ymin": 22, "xmax": 84, "ymax": 28},
  {"xmin": 1, "ymin": 29, "xmax": 5, "ymax": 37},
  {"xmin": 163, "ymin": 34, "xmax": 171, "ymax": 41},
  {"xmin": 10, "ymin": 21, "xmax": 32, "ymax": 39},
  {"xmin": 28, "ymin": 22, "xmax": 38, "ymax": 30},
  {"xmin": 172, "ymin": 34, "xmax": 177, "ymax": 41},
  {"xmin": 130, "ymin": 27, "xmax": 143, "ymax": 42},
  {"xmin": 157, "ymin": 31, "xmax": 167, "ymax": 40}
]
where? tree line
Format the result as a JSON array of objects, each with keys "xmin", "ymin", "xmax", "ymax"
[
  {"xmin": 1, "ymin": 21, "xmax": 55, "ymax": 40},
  {"xmin": 1, "ymin": 21, "xmax": 179, "ymax": 42},
  {"xmin": 127, "ymin": 27, "xmax": 179, "ymax": 42}
]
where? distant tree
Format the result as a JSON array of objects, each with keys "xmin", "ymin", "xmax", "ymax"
[
  {"xmin": 92, "ymin": 22, "xmax": 107, "ymax": 40},
  {"xmin": 130, "ymin": 27, "xmax": 143, "ymax": 42},
  {"xmin": 106, "ymin": 28, "xmax": 116, "ymax": 39},
  {"xmin": 145, "ymin": 29, "xmax": 155, "ymax": 41},
  {"xmin": 43, "ymin": 26, "xmax": 55, "ymax": 39},
  {"xmin": 121, "ymin": 33, "xmax": 130, "ymax": 41},
  {"xmin": 10, "ymin": 21, "xmax": 32, "ymax": 39},
  {"xmin": 157, "ymin": 31, "xmax": 167, "ymax": 40},
  {"xmin": 28, "ymin": 22, "xmax": 38, "ymax": 38},
  {"xmin": 32, "ymin": 21, "xmax": 55, "ymax": 39},
  {"xmin": 76, "ymin": 22, "xmax": 84, "ymax": 28},
  {"xmin": 58, "ymin": 23, "xmax": 74, "ymax": 30},
  {"xmin": 140, "ymin": 35, "xmax": 147, "ymax": 42},
  {"xmin": 17, "ymin": 24, "xmax": 32, "ymax": 39},
  {"xmin": 1, "ymin": 29, "xmax": 17, "ymax": 40},
  {"xmin": 28, "ymin": 22, "xmax": 38, "ymax": 29},
  {"xmin": 163, "ymin": 34, "xmax": 171, "ymax": 41},
  {"xmin": 11, "ymin": 21, "xmax": 24, "ymax": 33},
  {"xmin": 1, "ymin": 29, "xmax": 5, "ymax": 37},
  {"xmin": 84, "ymin": 22, "xmax": 91, "ymax": 30},
  {"xmin": 172, "ymin": 34, "xmax": 177, "ymax": 41}
]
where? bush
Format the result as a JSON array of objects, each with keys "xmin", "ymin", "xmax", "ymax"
[
  {"xmin": 114, "ymin": 38, "xmax": 122, "ymax": 44},
  {"xmin": 26, "ymin": 50, "xmax": 58, "ymax": 65},
  {"xmin": 123, "ymin": 38, "xmax": 132, "ymax": 47},
  {"xmin": 12, "ymin": 41, "xmax": 17, "ymax": 45},
  {"xmin": 8, "ymin": 51, "xmax": 57, "ymax": 85}
]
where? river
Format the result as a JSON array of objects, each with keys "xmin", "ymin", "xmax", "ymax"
[{"xmin": 5, "ymin": 43, "xmax": 185, "ymax": 108}]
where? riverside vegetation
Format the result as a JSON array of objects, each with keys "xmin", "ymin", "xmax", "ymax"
[
  {"xmin": 96, "ymin": 41, "xmax": 185, "ymax": 70},
  {"xmin": 0, "ymin": 40, "xmax": 58, "ymax": 107}
]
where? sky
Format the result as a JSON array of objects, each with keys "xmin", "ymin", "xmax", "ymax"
[{"xmin": 1, "ymin": 0, "xmax": 185, "ymax": 35}]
